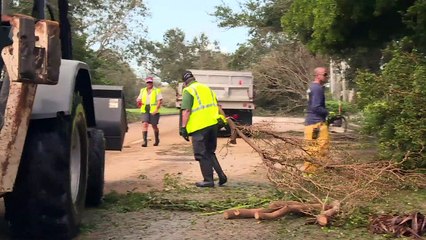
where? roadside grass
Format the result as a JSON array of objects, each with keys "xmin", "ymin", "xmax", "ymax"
[
  {"xmin": 101, "ymin": 178, "xmax": 283, "ymax": 214},
  {"xmin": 95, "ymin": 181, "xmax": 425, "ymax": 239},
  {"xmin": 87, "ymin": 175, "xmax": 425, "ymax": 240}
]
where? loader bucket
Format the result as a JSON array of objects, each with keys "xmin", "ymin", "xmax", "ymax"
[{"xmin": 92, "ymin": 85, "xmax": 128, "ymax": 151}]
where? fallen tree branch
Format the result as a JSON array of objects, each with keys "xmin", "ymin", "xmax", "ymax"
[
  {"xmin": 223, "ymin": 199, "xmax": 340, "ymax": 225},
  {"xmin": 225, "ymin": 118, "xmax": 423, "ymax": 227},
  {"xmin": 223, "ymin": 208, "xmax": 281, "ymax": 219},
  {"xmin": 316, "ymin": 200, "xmax": 341, "ymax": 226}
]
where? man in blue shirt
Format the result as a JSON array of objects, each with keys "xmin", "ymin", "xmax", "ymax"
[{"xmin": 303, "ymin": 67, "xmax": 330, "ymax": 172}]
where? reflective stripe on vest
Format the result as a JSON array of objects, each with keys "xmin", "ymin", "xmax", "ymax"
[
  {"xmin": 140, "ymin": 88, "xmax": 159, "ymax": 113},
  {"xmin": 184, "ymin": 82, "xmax": 218, "ymax": 133}
]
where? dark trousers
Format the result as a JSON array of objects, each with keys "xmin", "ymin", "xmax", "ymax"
[{"xmin": 191, "ymin": 124, "xmax": 225, "ymax": 182}]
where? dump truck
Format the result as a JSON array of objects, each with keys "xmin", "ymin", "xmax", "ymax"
[
  {"xmin": 176, "ymin": 69, "xmax": 255, "ymax": 135},
  {"xmin": 0, "ymin": 0, "xmax": 127, "ymax": 238}
]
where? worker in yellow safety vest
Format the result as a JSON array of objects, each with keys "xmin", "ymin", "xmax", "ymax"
[
  {"xmin": 179, "ymin": 70, "xmax": 227, "ymax": 187},
  {"xmin": 136, "ymin": 76, "xmax": 163, "ymax": 147}
]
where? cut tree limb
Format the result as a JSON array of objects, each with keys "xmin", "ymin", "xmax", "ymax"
[
  {"xmin": 223, "ymin": 208, "xmax": 281, "ymax": 219},
  {"xmin": 316, "ymin": 200, "xmax": 341, "ymax": 226},
  {"xmin": 255, "ymin": 203, "xmax": 327, "ymax": 220}
]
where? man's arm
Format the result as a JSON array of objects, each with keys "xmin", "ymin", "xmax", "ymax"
[
  {"xmin": 136, "ymin": 88, "xmax": 143, "ymax": 101},
  {"xmin": 1, "ymin": 15, "xmax": 12, "ymax": 23},
  {"xmin": 136, "ymin": 89, "xmax": 143, "ymax": 107},
  {"xmin": 180, "ymin": 90, "xmax": 194, "ymax": 128},
  {"xmin": 152, "ymin": 99, "xmax": 162, "ymax": 115},
  {"xmin": 181, "ymin": 109, "xmax": 191, "ymax": 128},
  {"xmin": 310, "ymin": 86, "xmax": 328, "ymax": 117},
  {"xmin": 156, "ymin": 99, "xmax": 162, "ymax": 110}
]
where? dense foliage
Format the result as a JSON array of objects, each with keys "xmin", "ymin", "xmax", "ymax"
[
  {"xmin": 213, "ymin": 1, "xmax": 326, "ymax": 113},
  {"xmin": 6, "ymin": 0, "xmax": 145, "ymax": 107},
  {"xmin": 356, "ymin": 48, "xmax": 426, "ymax": 168},
  {"xmin": 214, "ymin": 0, "xmax": 426, "ymax": 166}
]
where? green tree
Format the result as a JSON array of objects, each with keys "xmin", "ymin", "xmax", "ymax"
[
  {"xmin": 135, "ymin": 29, "xmax": 232, "ymax": 91},
  {"xmin": 281, "ymin": 0, "xmax": 426, "ymax": 68},
  {"xmin": 191, "ymin": 33, "xmax": 230, "ymax": 70},
  {"xmin": 213, "ymin": 0, "xmax": 292, "ymax": 35},
  {"xmin": 70, "ymin": 0, "xmax": 149, "ymax": 60},
  {"xmin": 5, "ymin": 0, "xmax": 142, "ymax": 107},
  {"xmin": 213, "ymin": 0, "xmax": 293, "ymax": 70},
  {"xmin": 139, "ymin": 28, "xmax": 195, "ymax": 89},
  {"xmin": 356, "ymin": 47, "xmax": 426, "ymax": 168},
  {"xmin": 213, "ymin": 0, "xmax": 327, "ymax": 113}
]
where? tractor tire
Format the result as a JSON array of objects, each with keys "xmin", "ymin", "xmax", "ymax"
[
  {"xmin": 86, "ymin": 128, "xmax": 106, "ymax": 207},
  {"xmin": 0, "ymin": 68, "xmax": 9, "ymax": 130},
  {"xmin": 4, "ymin": 95, "xmax": 89, "ymax": 239}
]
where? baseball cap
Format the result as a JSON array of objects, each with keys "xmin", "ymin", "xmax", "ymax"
[
  {"xmin": 145, "ymin": 76, "xmax": 153, "ymax": 83},
  {"xmin": 182, "ymin": 71, "xmax": 194, "ymax": 82}
]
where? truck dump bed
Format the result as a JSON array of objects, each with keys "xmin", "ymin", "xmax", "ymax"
[{"xmin": 176, "ymin": 69, "xmax": 255, "ymax": 110}]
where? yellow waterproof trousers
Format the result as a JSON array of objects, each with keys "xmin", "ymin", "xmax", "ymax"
[{"xmin": 303, "ymin": 122, "xmax": 330, "ymax": 173}]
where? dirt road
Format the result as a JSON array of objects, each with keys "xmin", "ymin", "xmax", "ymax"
[
  {"xmin": 77, "ymin": 115, "xmax": 310, "ymax": 240},
  {"xmin": 103, "ymin": 115, "xmax": 290, "ymax": 194}
]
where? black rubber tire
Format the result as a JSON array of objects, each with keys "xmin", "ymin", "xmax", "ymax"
[
  {"xmin": 4, "ymin": 96, "xmax": 89, "ymax": 239},
  {"xmin": 86, "ymin": 128, "xmax": 106, "ymax": 207},
  {"xmin": 0, "ymin": 68, "xmax": 9, "ymax": 130}
]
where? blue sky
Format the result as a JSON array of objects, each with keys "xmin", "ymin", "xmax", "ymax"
[{"xmin": 144, "ymin": 0, "xmax": 249, "ymax": 53}]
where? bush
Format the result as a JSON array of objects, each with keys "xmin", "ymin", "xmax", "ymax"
[
  {"xmin": 356, "ymin": 48, "xmax": 426, "ymax": 168},
  {"xmin": 326, "ymin": 100, "xmax": 358, "ymax": 115},
  {"xmin": 126, "ymin": 111, "xmax": 141, "ymax": 123},
  {"xmin": 160, "ymin": 86, "xmax": 177, "ymax": 108}
]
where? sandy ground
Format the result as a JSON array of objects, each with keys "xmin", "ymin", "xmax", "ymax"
[
  {"xmin": 76, "ymin": 115, "xmax": 309, "ymax": 240},
  {"xmin": 102, "ymin": 114, "xmax": 317, "ymax": 194},
  {"xmin": 0, "ymin": 115, "xmax": 308, "ymax": 240},
  {"xmin": 102, "ymin": 115, "xmax": 294, "ymax": 194}
]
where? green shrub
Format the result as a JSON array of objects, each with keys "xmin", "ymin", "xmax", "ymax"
[
  {"xmin": 356, "ymin": 48, "xmax": 426, "ymax": 168},
  {"xmin": 326, "ymin": 100, "xmax": 358, "ymax": 115}
]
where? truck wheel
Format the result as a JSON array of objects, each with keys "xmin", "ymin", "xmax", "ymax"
[
  {"xmin": 86, "ymin": 128, "xmax": 105, "ymax": 206},
  {"xmin": 4, "ymin": 96, "xmax": 89, "ymax": 239}
]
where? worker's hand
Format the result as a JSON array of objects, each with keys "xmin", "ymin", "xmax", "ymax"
[
  {"xmin": 1, "ymin": 15, "xmax": 12, "ymax": 23},
  {"xmin": 326, "ymin": 112, "xmax": 342, "ymax": 126},
  {"xmin": 136, "ymin": 99, "xmax": 142, "ymax": 108},
  {"xmin": 217, "ymin": 117, "xmax": 226, "ymax": 129},
  {"xmin": 179, "ymin": 127, "xmax": 189, "ymax": 141}
]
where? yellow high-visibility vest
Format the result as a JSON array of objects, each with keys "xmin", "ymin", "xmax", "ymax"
[
  {"xmin": 184, "ymin": 82, "xmax": 219, "ymax": 133},
  {"xmin": 139, "ymin": 88, "xmax": 161, "ymax": 113}
]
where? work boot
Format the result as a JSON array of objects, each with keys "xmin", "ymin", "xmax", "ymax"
[
  {"xmin": 141, "ymin": 131, "xmax": 148, "ymax": 147},
  {"xmin": 195, "ymin": 181, "xmax": 214, "ymax": 187},
  {"xmin": 153, "ymin": 131, "xmax": 160, "ymax": 146},
  {"xmin": 212, "ymin": 154, "xmax": 227, "ymax": 186},
  {"xmin": 196, "ymin": 160, "xmax": 214, "ymax": 187}
]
